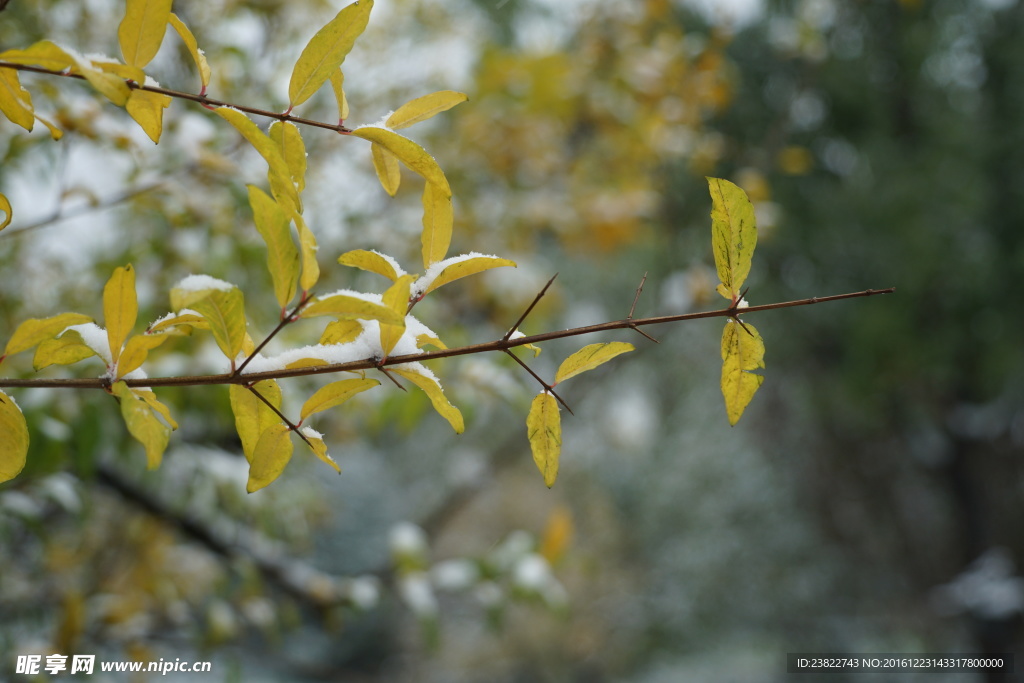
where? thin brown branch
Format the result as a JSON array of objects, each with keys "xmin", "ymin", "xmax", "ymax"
[
  {"xmin": 247, "ymin": 383, "xmax": 313, "ymax": 450},
  {"xmin": 234, "ymin": 293, "xmax": 313, "ymax": 376},
  {"xmin": 628, "ymin": 272, "xmax": 647, "ymax": 319},
  {"xmin": 0, "ymin": 287, "xmax": 895, "ymax": 390},
  {"xmin": 503, "ymin": 273, "xmax": 557, "ymax": 341},
  {"xmin": 504, "ymin": 349, "xmax": 573, "ymax": 415}
]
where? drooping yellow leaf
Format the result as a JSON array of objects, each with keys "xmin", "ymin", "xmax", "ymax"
[
  {"xmin": 328, "ymin": 69, "xmax": 349, "ymax": 122},
  {"xmin": 420, "ymin": 254, "xmax": 516, "ymax": 296},
  {"xmin": 320, "ymin": 319, "xmax": 363, "ymax": 345},
  {"xmin": 229, "ymin": 381, "xmax": 283, "ymax": 463},
  {"xmin": 3, "ymin": 312, "xmax": 92, "ymax": 357},
  {"xmin": 246, "ymin": 422, "xmax": 294, "ymax": 493},
  {"xmin": 33, "ymin": 112, "xmax": 63, "ymax": 140},
  {"xmin": 103, "ymin": 264, "xmax": 137, "ymax": 366},
  {"xmin": 379, "ymin": 275, "xmax": 414, "ymax": 356},
  {"xmin": 248, "ymin": 185, "xmax": 299, "ymax": 308},
  {"xmin": 527, "ymin": 392, "xmax": 561, "ymax": 488},
  {"xmin": 288, "ymin": 0, "xmax": 374, "ymax": 109},
  {"xmin": 337, "ymin": 249, "xmax": 403, "ymax": 281},
  {"xmin": 168, "ymin": 13, "xmax": 211, "ymax": 90},
  {"xmin": 33, "ymin": 332, "xmax": 96, "ymax": 371},
  {"xmin": 136, "ymin": 388, "xmax": 178, "ymax": 430},
  {"xmin": 300, "ymin": 377, "xmax": 379, "ymax": 421},
  {"xmin": 720, "ymin": 320, "xmax": 765, "ymax": 426},
  {"xmin": 708, "ymin": 177, "xmax": 757, "ymax": 302},
  {"xmin": 370, "ymin": 143, "xmax": 401, "ymax": 197},
  {"xmin": 350, "ymin": 126, "xmax": 450, "ymax": 197},
  {"xmin": 215, "ymin": 107, "xmax": 299, "ymax": 213},
  {"xmin": 112, "ymin": 381, "xmax": 170, "ymax": 469},
  {"xmin": 190, "ymin": 289, "xmax": 246, "ymax": 361},
  {"xmin": 387, "ymin": 90, "xmax": 468, "ymax": 130},
  {"xmin": 294, "ymin": 213, "xmax": 320, "ymax": 293},
  {"xmin": 0, "ymin": 192, "xmax": 10, "ymax": 232},
  {"xmin": 269, "ymin": 121, "xmax": 307, "ymax": 193},
  {"xmin": 301, "ymin": 293, "xmax": 403, "ymax": 325},
  {"xmin": 302, "ymin": 430, "xmax": 340, "ymax": 473},
  {"xmin": 118, "ymin": 0, "xmax": 173, "ymax": 67},
  {"xmin": 0, "ymin": 69, "xmax": 34, "ymax": 131},
  {"xmin": 421, "ymin": 182, "xmax": 452, "ymax": 269},
  {"xmin": 116, "ymin": 333, "xmax": 171, "ymax": 378},
  {"xmin": 125, "ymin": 88, "xmax": 171, "ymax": 143},
  {"xmin": 0, "ymin": 391, "xmax": 29, "ymax": 483},
  {"xmin": 554, "ymin": 342, "xmax": 634, "ymax": 385},
  {"xmin": 391, "ymin": 363, "xmax": 464, "ymax": 433}
]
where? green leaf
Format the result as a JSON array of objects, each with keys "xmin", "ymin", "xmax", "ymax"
[
  {"xmin": 230, "ymin": 381, "xmax": 283, "ymax": 463},
  {"xmin": 4, "ymin": 313, "xmax": 93, "ymax": 357},
  {"xmin": 248, "ymin": 185, "xmax": 299, "ymax": 308},
  {"xmin": 269, "ymin": 121, "xmax": 307, "ymax": 193},
  {"xmin": 0, "ymin": 192, "xmax": 10, "ymax": 232},
  {"xmin": 300, "ymin": 378, "xmax": 379, "ymax": 421},
  {"xmin": 215, "ymin": 107, "xmax": 300, "ymax": 214},
  {"xmin": 190, "ymin": 289, "xmax": 247, "ymax": 361},
  {"xmin": 103, "ymin": 264, "xmax": 137, "ymax": 366},
  {"xmin": 246, "ymin": 422, "xmax": 294, "ymax": 493},
  {"xmin": 387, "ymin": 90, "xmax": 468, "ymax": 130},
  {"xmin": 370, "ymin": 142, "xmax": 402, "ymax": 197},
  {"xmin": 301, "ymin": 293, "xmax": 404, "ymax": 325},
  {"xmin": 420, "ymin": 254, "xmax": 516, "ymax": 296},
  {"xmin": 0, "ymin": 390, "xmax": 29, "ymax": 483},
  {"xmin": 288, "ymin": 0, "xmax": 374, "ymax": 109},
  {"xmin": 337, "ymin": 249, "xmax": 403, "ymax": 281},
  {"xmin": 126, "ymin": 89, "xmax": 171, "ymax": 143},
  {"xmin": 168, "ymin": 13, "xmax": 211, "ymax": 90},
  {"xmin": 328, "ymin": 68, "xmax": 349, "ymax": 122},
  {"xmin": 0, "ymin": 69, "xmax": 34, "ymax": 131},
  {"xmin": 707, "ymin": 177, "xmax": 757, "ymax": 303},
  {"xmin": 720, "ymin": 321, "xmax": 765, "ymax": 426},
  {"xmin": 379, "ymin": 275, "xmax": 414, "ymax": 356},
  {"xmin": 350, "ymin": 126, "xmax": 451, "ymax": 196},
  {"xmin": 118, "ymin": 0, "xmax": 173, "ymax": 68},
  {"xmin": 421, "ymin": 182, "xmax": 452, "ymax": 269},
  {"xmin": 112, "ymin": 381, "xmax": 170, "ymax": 469},
  {"xmin": 391, "ymin": 363, "xmax": 464, "ymax": 433},
  {"xmin": 527, "ymin": 392, "xmax": 561, "ymax": 488},
  {"xmin": 554, "ymin": 342, "xmax": 634, "ymax": 385}
]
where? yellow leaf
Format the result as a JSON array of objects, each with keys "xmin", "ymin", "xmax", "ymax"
[
  {"xmin": 720, "ymin": 321, "xmax": 765, "ymax": 426},
  {"xmin": 169, "ymin": 275, "xmax": 237, "ymax": 311},
  {"xmin": 229, "ymin": 381, "xmax": 283, "ymax": 463},
  {"xmin": 320, "ymin": 319, "xmax": 363, "ymax": 345},
  {"xmin": 420, "ymin": 254, "xmax": 516, "ymax": 296},
  {"xmin": 4, "ymin": 312, "xmax": 92, "ymax": 357},
  {"xmin": 350, "ymin": 126, "xmax": 451, "ymax": 197},
  {"xmin": 0, "ymin": 41, "xmax": 76, "ymax": 72},
  {"xmin": 33, "ymin": 112, "xmax": 63, "ymax": 140},
  {"xmin": 527, "ymin": 392, "xmax": 561, "ymax": 488},
  {"xmin": 391, "ymin": 363, "xmax": 464, "ymax": 433},
  {"xmin": 387, "ymin": 90, "xmax": 468, "ymax": 130},
  {"xmin": 126, "ymin": 89, "xmax": 171, "ymax": 143},
  {"xmin": 72, "ymin": 56, "xmax": 131, "ymax": 106},
  {"xmin": 246, "ymin": 422, "xmax": 294, "ymax": 493},
  {"xmin": 248, "ymin": 185, "xmax": 299, "ymax": 308},
  {"xmin": 379, "ymin": 275, "xmax": 414, "ymax": 356},
  {"xmin": 707, "ymin": 177, "xmax": 757, "ymax": 302},
  {"xmin": 148, "ymin": 311, "xmax": 207, "ymax": 334},
  {"xmin": 301, "ymin": 293, "xmax": 403, "ymax": 325},
  {"xmin": 288, "ymin": 0, "xmax": 374, "ymax": 109},
  {"xmin": 189, "ymin": 289, "xmax": 247, "ymax": 361},
  {"xmin": 118, "ymin": 0, "xmax": 173, "ymax": 68},
  {"xmin": 421, "ymin": 182, "xmax": 452, "ymax": 269},
  {"xmin": 168, "ymin": 13, "xmax": 211, "ymax": 90},
  {"xmin": 337, "ymin": 249, "xmax": 403, "ymax": 281},
  {"xmin": 301, "ymin": 428, "xmax": 340, "ymax": 473},
  {"xmin": 329, "ymin": 69, "xmax": 349, "ymax": 121},
  {"xmin": 0, "ymin": 390, "xmax": 29, "ymax": 483},
  {"xmin": 136, "ymin": 388, "xmax": 178, "ymax": 430},
  {"xmin": 33, "ymin": 333, "xmax": 96, "ymax": 371},
  {"xmin": 116, "ymin": 333, "xmax": 171, "ymax": 378},
  {"xmin": 370, "ymin": 142, "xmax": 401, "ymax": 197},
  {"xmin": 300, "ymin": 378, "xmax": 379, "ymax": 421},
  {"xmin": 112, "ymin": 381, "xmax": 170, "ymax": 469},
  {"xmin": 0, "ymin": 192, "xmax": 10, "ymax": 232},
  {"xmin": 538, "ymin": 505, "xmax": 573, "ymax": 564},
  {"xmin": 294, "ymin": 213, "xmax": 319, "ymax": 293},
  {"xmin": 104, "ymin": 264, "xmax": 137, "ymax": 366},
  {"xmin": 0, "ymin": 69, "xmax": 34, "ymax": 131},
  {"xmin": 554, "ymin": 342, "xmax": 634, "ymax": 385},
  {"xmin": 215, "ymin": 107, "xmax": 299, "ymax": 213},
  {"xmin": 269, "ymin": 121, "xmax": 307, "ymax": 193},
  {"xmin": 415, "ymin": 333, "xmax": 445, "ymax": 350},
  {"xmin": 93, "ymin": 60, "xmax": 146, "ymax": 83}
]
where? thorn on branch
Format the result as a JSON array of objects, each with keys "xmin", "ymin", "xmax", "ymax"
[
  {"xmin": 628, "ymin": 272, "xmax": 648, "ymax": 320},
  {"xmin": 503, "ymin": 273, "xmax": 558, "ymax": 342},
  {"xmin": 503, "ymin": 349, "xmax": 574, "ymax": 416},
  {"xmin": 377, "ymin": 363, "xmax": 407, "ymax": 392}
]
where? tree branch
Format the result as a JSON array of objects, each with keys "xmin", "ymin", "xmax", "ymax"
[{"xmin": 0, "ymin": 287, "xmax": 895, "ymax": 390}]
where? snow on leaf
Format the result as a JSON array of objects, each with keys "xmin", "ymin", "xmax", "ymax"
[
  {"xmin": 230, "ymin": 381, "xmax": 283, "ymax": 463},
  {"xmin": 415, "ymin": 253, "xmax": 516, "ymax": 297},
  {"xmin": 708, "ymin": 177, "xmax": 757, "ymax": 303},
  {"xmin": 112, "ymin": 381, "xmax": 170, "ymax": 469},
  {"xmin": 126, "ymin": 88, "xmax": 171, "ymax": 143},
  {"xmin": 117, "ymin": 0, "xmax": 172, "ymax": 68},
  {"xmin": 170, "ymin": 274, "xmax": 236, "ymax": 310},
  {"xmin": 421, "ymin": 182, "xmax": 452, "ymax": 269},
  {"xmin": 288, "ymin": 0, "xmax": 374, "ymax": 109},
  {"xmin": 168, "ymin": 13, "xmax": 211, "ymax": 90},
  {"xmin": 554, "ymin": 342, "xmax": 634, "ymax": 385},
  {"xmin": 391, "ymin": 363, "xmax": 465, "ymax": 433},
  {"xmin": 319, "ymin": 319, "xmax": 362, "ymax": 345},
  {"xmin": 350, "ymin": 126, "xmax": 450, "ymax": 197},
  {"xmin": 379, "ymin": 275, "xmax": 415, "ymax": 356},
  {"xmin": 337, "ymin": 249, "xmax": 405, "ymax": 281},
  {"xmin": 387, "ymin": 90, "xmax": 468, "ymax": 130},
  {"xmin": 720, "ymin": 320, "xmax": 765, "ymax": 426},
  {"xmin": 4, "ymin": 313, "xmax": 93, "ymax": 357},
  {"xmin": 246, "ymin": 422, "xmax": 294, "ymax": 493},
  {"xmin": 300, "ymin": 377, "xmax": 379, "ymax": 421},
  {"xmin": 301, "ymin": 292, "xmax": 403, "ymax": 326},
  {"xmin": 527, "ymin": 392, "xmax": 561, "ymax": 488},
  {"xmin": 0, "ymin": 390, "xmax": 29, "ymax": 483},
  {"xmin": 248, "ymin": 185, "xmax": 299, "ymax": 308}
]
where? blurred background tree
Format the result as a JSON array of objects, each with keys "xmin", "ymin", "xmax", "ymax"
[{"xmin": 1, "ymin": 0, "xmax": 1022, "ymax": 681}]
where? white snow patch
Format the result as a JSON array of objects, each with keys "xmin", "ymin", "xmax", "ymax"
[
  {"xmin": 63, "ymin": 323, "xmax": 111, "ymax": 365},
  {"xmin": 173, "ymin": 274, "xmax": 235, "ymax": 293},
  {"xmin": 413, "ymin": 252, "xmax": 509, "ymax": 298}
]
